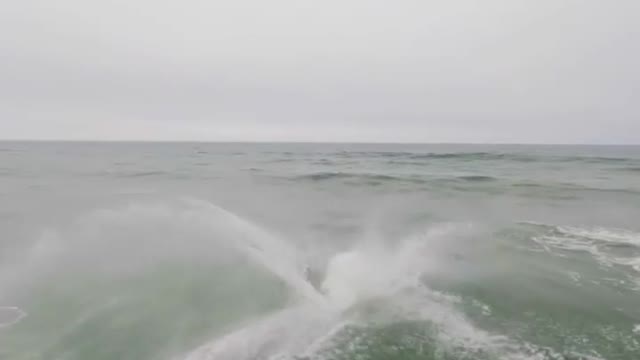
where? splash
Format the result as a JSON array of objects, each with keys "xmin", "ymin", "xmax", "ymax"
[
  {"xmin": 183, "ymin": 199, "xmax": 330, "ymax": 308},
  {"xmin": 0, "ymin": 306, "xmax": 27, "ymax": 329},
  {"xmin": 180, "ymin": 220, "xmax": 531, "ymax": 360},
  {"xmin": 3, "ymin": 199, "xmax": 593, "ymax": 360}
]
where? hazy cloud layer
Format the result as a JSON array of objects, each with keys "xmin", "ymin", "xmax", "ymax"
[{"xmin": 1, "ymin": 0, "xmax": 638, "ymax": 143}]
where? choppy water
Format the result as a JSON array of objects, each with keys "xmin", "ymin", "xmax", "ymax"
[{"xmin": 1, "ymin": 142, "xmax": 639, "ymax": 360}]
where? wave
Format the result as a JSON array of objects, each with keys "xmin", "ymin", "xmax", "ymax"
[
  {"xmin": 616, "ymin": 166, "xmax": 640, "ymax": 172},
  {"xmin": 0, "ymin": 306, "xmax": 27, "ymax": 329},
  {"xmin": 179, "ymin": 220, "xmax": 618, "ymax": 360},
  {"xmin": 333, "ymin": 151, "xmax": 414, "ymax": 159},
  {"xmin": 4, "ymin": 201, "xmax": 631, "ymax": 359},
  {"xmin": 570, "ymin": 156, "xmax": 632, "ymax": 163},
  {"xmin": 295, "ymin": 172, "xmax": 425, "ymax": 185},
  {"xmin": 556, "ymin": 226, "xmax": 640, "ymax": 247},
  {"xmin": 512, "ymin": 182, "xmax": 640, "ymax": 195},
  {"xmin": 102, "ymin": 170, "xmax": 214, "ymax": 180},
  {"xmin": 329, "ymin": 151, "xmax": 639, "ymax": 165},
  {"xmin": 456, "ymin": 175, "xmax": 497, "ymax": 182},
  {"xmin": 335, "ymin": 151, "xmax": 539, "ymax": 162},
  {"xmin": 295, "ymin": 172, "xmax": 499, "ymax": 186},
  {"xmin": 409, "ymin": 152, "xmax": 524, "ymax": 161},
  {"xmin": 76, "ymin": 170, "xmax": 173, "ymax": 178},
  {"xmin": 116, "ymin": 170, "xmax": 169, "ymax": 178},
  {"xmin": 525, "ymin": 222, "xmax": 640, "ymax": 277},
  {"xmin": 0, "ymin": 199, "xmax": 330, "ymax": 359},
  {"xmin": 180, "ymin": 222, "xmax": 532, "ymax": 360}
]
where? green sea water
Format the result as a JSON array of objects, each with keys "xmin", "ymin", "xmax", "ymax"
[{"xmin": 0, "ymin": 142, "xmax": 639, "ymax": 360}]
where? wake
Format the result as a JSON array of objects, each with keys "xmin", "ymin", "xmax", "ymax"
[{"xmin": 178, "ymin": 206, "xmax": 509, "ymax": 360}]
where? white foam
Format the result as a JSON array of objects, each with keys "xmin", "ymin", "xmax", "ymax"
[
  {"xmin": 181, "ymin": 221, "xmax": 540, "ymax": 360},
  {"xmin": 472, "ymin": 299, "xmax": 493, "ymax": 316},
  {"xmin": 557, "ymin": 226, "xmax": 640, "ymax": 247},
  {"xmin": 533, "ymin": 225, "xmax": 640, "ymax": 277},
  {"xmin": 321, "ymin": 223, "xmax": 471, "ymax": 310},
  {"xmin": 187, "ymin": 199, "xmax": 330, "ymax": 308},
  {"xmin": 28, "ymin": 199, "xmax": 328, "ymax": 308},
  {"xmin": 634, "ymin": 324, "xmax": 640, "ymax": 334},
  {"xmin": 567, "ymin": 271, "xmax": 582, "ymax": 284},
  {"xmin": 0, "ymin": 306, "xmax": 27, "ymax": 329},
  {"xmin": 501, "ymin": 343, "xmax": 606, "ymax": 360},
  {"xmin": 181, "ymin": 304, "xmax": 340, "ymax": 360},
  {"xmin": 321, "ymin": 250, "xmax": 390, "ymax": 309}
]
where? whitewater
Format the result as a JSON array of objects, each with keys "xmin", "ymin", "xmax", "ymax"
[{"xmin": 1, "ymin": 142, "xmax": 639, "ymax": 360}]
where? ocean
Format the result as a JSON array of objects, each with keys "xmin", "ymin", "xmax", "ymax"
[{"xmin": 0, "ymin": 141, "xmax": 639, "ymax": 360}]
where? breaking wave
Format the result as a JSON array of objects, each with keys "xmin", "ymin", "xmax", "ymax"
[
  {"xmin": 2, "ymin": 199, "xmax": 639, "ymax": 359},
  {"xmin": 526, "ymin": 222, "xmax": 640, "ymax": 286}
]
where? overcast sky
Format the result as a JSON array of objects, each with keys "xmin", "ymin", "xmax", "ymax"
[{"xmin": 1, "ymin": 1, "xmax": 638, "ymax": 143}]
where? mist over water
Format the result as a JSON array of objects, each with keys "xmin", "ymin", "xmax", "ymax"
[{"xmin": 1, "ymin": 142, "xmax": 639, "ymax": 360}]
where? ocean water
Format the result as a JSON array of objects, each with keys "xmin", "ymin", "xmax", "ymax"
[{"xmin": 0, "ymin": 141, "xmax": 639, "ymax": 360}]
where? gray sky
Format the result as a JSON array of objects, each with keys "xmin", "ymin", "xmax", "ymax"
[{"xmin": 1, "ymin": 0, "xmax": 638, "ymax": 143}]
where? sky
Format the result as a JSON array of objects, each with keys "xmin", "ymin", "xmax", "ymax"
[{"xmin": 0, "ymin": 0, "xmax": 638, "ymax": 144}]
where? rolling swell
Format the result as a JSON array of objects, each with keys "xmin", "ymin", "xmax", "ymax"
[
  {"xmin": 512, "ymin": 181, "xmax": 640, "ymax": 196},
  {"xmin": 329, "ymin": 151, "xmax": 637, "ymax": 164},
  {"xmin": 409, "ymin": 152, "xmax": 525, "ymax": 161},
  {"xmin": 456, "ymin": 175, "xmax": 497, "ymax": 182},
  {"xmin": 295, "ymin": 172, "xmax": 426, "ymax": 185},
  {"xmin": 335, "ymin": 151, "xmax": 538, "ymax": 162},
  {"xmin": 293, "ymin": 171, "xmax": 640, "ymax": 197},
  {"xmin": 116, "ymin": 170, "xmax": 169, "ymax": 178},
  {"xmin": 295, "ymin": 172, "xmax": 500, "ymax": 187},
  {"xmin": 616, "ymin": 166, "xmax": 640, "ymax": 172}
]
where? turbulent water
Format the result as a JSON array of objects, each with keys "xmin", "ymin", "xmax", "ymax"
[{"xmin": 0, "ymin": 142, "xmax": 639, "ymax": 360}]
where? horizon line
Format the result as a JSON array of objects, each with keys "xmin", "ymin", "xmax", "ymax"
[{"xmin": 0, "ymin": 138, "xmax": 639, "ymax": 146}]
